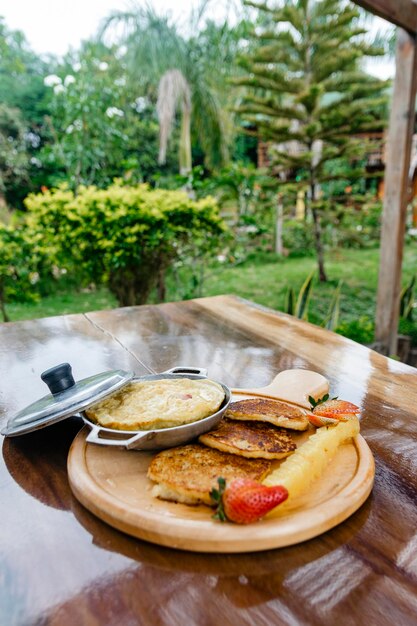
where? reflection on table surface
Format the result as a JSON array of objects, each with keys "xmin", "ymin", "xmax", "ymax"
[{"xmin": 1, "ymin": 295, "xmax": 417, "ymax": 626}]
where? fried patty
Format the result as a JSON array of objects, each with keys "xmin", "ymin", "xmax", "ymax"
[
  {"xmin": 225, "ymin": 398, "xmax": 309, "ymax": 431},
  {"xmin": 147, "ymin": 443, "xmax": 271, "ymax": 505},
  {"xmin": 85, "ymin": 378, "xmax": 225, "ymax": 431},
  {"xmin": 199, "ymin": 418, "xmax": 296, "ymax": 460}
]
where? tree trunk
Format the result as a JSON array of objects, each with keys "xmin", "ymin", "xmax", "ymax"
[
  {"xmin": 156, "ymin": 269, "xmax": 166, "ymax": 303},
  {"xmin": 238, "ymin": 184, "xmax": 246, "ymax": 216},
  {"xmin": 275, "ymin": 193, "xmax": 283, "ymax": 255},
  {"xmin": 310, "ymin": 183, "xmax": 327, "ymax": 282},
  {"xmin": 0, "ymin": 284, "xmax": 10, "ymax": 322},
  {"xmin": 295, "ymin": 190, "xmax": 305, "ymax": 220},
  {"xmin": 74, "ymin": 159, "xmax": 82, "ymax": 192},
  {"xmin": 0, "ymin": 192, "xmax": 8, "ymax": 222},
  {"xmin": 0, "ymin": 302, "xmax": 9, "ymax": 322},
  {"xmin": 179, "ymin": 104, "xmax": 192, "ymax": 175},
  {"xmin": 109, "ymin": 266, "xmax": 155, "ymax": 306}
]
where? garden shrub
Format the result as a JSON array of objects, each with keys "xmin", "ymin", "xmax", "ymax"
[
  {"xmin": 0, "ymin": 221, "xmax": 51, "ymax": 321},
  {"xmin": 24, "ymin": 183, "xmax": 226, "ymax": 306},
  {"xmin": 322, "ymin": 197, "xmax": 382, "ymax": 249},
  {"xmin": 398, "ymin": 318, "xmax": 417, "ymax": 347},
  {"xmin": 282, "ymin": 219, "xmax": 315, "ymax": 257},
  {"xmin": 335, "ymin": 316, "xmax": 375, "ymax": 344},
  {"xmin": 280, "ymin": 197, "xmax": 382, "ymax": 259}
]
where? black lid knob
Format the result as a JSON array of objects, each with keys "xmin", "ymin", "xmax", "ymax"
[{"xmin": 41, "ymin": 363, "xmax": 76, "ymax": 395}]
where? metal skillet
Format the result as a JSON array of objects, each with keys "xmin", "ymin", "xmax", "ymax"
[
  {"xmin": 82, "ymin": 367, "xmax": 232, "ymax": 451},
  {"xmin": 1, "ymin": 364, "xmax": 231, "ymax": 451}
]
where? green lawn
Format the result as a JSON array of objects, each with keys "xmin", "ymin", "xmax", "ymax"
[
  {"xmin": 5, "ymin": 246, "xmax": 417, "ymax": 342},
  {"xmin": 202, "ymin": 248, "xmax": 382, "ymax": 325},
  {"xmin": 6, "ymin": 288, "xmax": 118, "ymax": 322}
]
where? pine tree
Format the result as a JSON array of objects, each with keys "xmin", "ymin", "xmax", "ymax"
[{"xmin": 234, "ymin": 0, "xmax": 386, "ymax": 281}]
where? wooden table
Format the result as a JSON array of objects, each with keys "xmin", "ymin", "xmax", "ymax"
[{"xmin": 2, "ymin": 295, "xmax": 417, "ymax": 626}]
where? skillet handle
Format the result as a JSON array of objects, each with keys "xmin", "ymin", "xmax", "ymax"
[
  {"xmin": 162, "ymin": 366, "xmax": 208, "ymax": 377},
  {"xmin": 85, "ymin": 425, "xmax": 154, "ymax": 449}
]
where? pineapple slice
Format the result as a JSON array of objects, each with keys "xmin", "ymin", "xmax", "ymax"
[{"xmin": 263, "ymin": 417, "xmax": 360, "ymax": 501}]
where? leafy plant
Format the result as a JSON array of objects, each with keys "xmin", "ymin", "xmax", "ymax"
[
  {"xmin": 397, "ymin": 275, "xmax": 417, "ymax": 347},
  {"xmin": 282, "ymin": 219, "xmax": 315, "ymax": 258},
  {"xmin": 322, "ymin": 280, "xmax": 343, "ymax": 330},
  {"xmin": 400, "ymin": 275, "xmax": 415, "ymax": 321},
  {"xmin": 285, "ymin": 272, "xmax": 342, "ymax": 331},
  {"xmin": 25, "ymin": 182, "xmax": 226, "ymax": 306},
  {"xmin": 321, "ymin": 195, "xmax": 382, "ymax": 249},
  {"xmin": 0, "ymin": 104, "xmax": 31, "ymax": 208},
  {"xmin": 285, "ymin": 286, "xmax": 296, "ymax": 317},
  {"xmin": 101, "ymin": 6, "xmax": 249, "ymax": 173},
  {"xmin": 0, "ymin": 18, "xmax": 50, "ymax": 209},
  {"xmin": 336, "ymin": 316, "xmax": 375, "ymax": 344},
  {"xmin": 294, "ymin": 270, "xmax": 315, "ymax": 320},
  {"xmin": 285, "ymin": 270, "xmax": 315, "ymax": 319},
  {"xmin": 398, "ymin": 318, "xmax": 417, "ymax": 347},
  {"xmin": 308, "ymin": 394, "xmax": 332, "ymax": 410},
  {"xmin": 0, "ymin": 220, "xmax": 52, "ymax": 321},
  {"xmin": 43, "ymin": 43, "xmax": 143, "ymax": 189}
]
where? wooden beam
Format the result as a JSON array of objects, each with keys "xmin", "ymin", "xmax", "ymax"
[
  {"xmin": 353, "ymin": 0, "xmax": 417, "ymax": 34},
  {"xmin": 375, "ymin": 28, "xmax": 417, "ymax": 355}
]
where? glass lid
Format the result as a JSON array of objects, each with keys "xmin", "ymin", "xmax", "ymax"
[{"xmin": 1, "ymin": 363, "xmax": 135, "ymax": 437}]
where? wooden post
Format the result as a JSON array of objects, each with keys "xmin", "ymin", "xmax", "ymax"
[
  {"xmin": 354, "ymin": 1, "xmax": 417, "ymax": 33},
  {"xmin": 375, "ymin": 28, "xmax": 417, "ymax": 355}
]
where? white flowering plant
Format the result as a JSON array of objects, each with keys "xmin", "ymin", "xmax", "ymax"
[{"xmin": 41, "ymin": 41, "xmax": 167, "ymax": 188}]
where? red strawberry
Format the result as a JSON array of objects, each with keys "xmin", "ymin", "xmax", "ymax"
[
  {"xmin": 210, "ymin": 477, "xmax": 288, "ymax": 524},
  {"xmin": 308, "ymin": 413, "xmax": 339, "ymax": 428},
  {"xmin": 313, "ymin": 399, "xmax": 360, "ymax": 420}
]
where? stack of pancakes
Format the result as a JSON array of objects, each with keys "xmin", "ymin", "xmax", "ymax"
[{"xmin": 148, "ymin": 397, "xmax": 311, "ymax": 505}]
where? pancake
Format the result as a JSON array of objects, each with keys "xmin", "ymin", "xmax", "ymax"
[
  {"xmin": 199, "ymin": 418, "xmax": 296, "ymax": 459},
  {"xmin": 85, "ymin": 378, "xmax": 225, "ymax": 431},
  {"xmin": 148, "ymin": 443, "xmax": 271, "ymax": 505},
  {"xmin": 225, "ymin": 398, "xmax": 309, "ymax": 431}
]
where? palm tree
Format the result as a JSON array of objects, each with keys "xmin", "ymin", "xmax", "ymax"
[
  {"xmin": 157, "ymin": 69, "xmax": 192, "ymax": 174},
  {"xmin": 100, "ymin": 3, "xmax": 243, "ymax": 174}
]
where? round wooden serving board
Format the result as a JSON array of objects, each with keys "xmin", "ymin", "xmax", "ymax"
[{"xmin": 67, "ymin": 370, "xmax": 375, "ymax": 553}]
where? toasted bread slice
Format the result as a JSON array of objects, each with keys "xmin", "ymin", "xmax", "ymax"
[
  {"xmin": 226, "ymin": 398, "xmax": 309, "ymax": 431},
  {"xmin": 199, "ymin": 418, "xmax": 296, "ymax": 460},
  {"xmin": 148, "ymin": 443, "xmax": 271, "ymax": 505}
]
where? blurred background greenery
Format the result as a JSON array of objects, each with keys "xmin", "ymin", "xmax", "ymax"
[{"xmin": 1, "ymin": 1, "xmax": 416, "ymax": 360}]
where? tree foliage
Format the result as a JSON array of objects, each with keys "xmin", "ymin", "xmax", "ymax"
[
  {"xmin": 0, "ymin": 18, "xmax": 49, "ymax": 124},
  {"xmin": 101, "ymin": 5, "xmax": 250, "ymax": 173},
  {"xmin": 0, "ymin": 19, "xmax": 50, "ymax": 208},
  {"xmin": 234, "ymin": 0, "xmax": 387, "ymax": 280},
  {"xmin": 0, "ymin": 104, "xmax": 31, "ymax": 208},
  {"xmin": 40, "ymin": 41, "xmax": 179, "ymax": 190}
]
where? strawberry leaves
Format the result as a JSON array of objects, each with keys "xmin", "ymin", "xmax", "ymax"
[
  {"xmin": 210, "ymin": 477, "xmax": 227, "ymax": 522},
  {"xmin": 309, "ymin": 393, "xmax": 339, "ymax": 410},
  {"xmin": 308, "ymin": 395, "xmax": 360, "ymax": 427}
]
